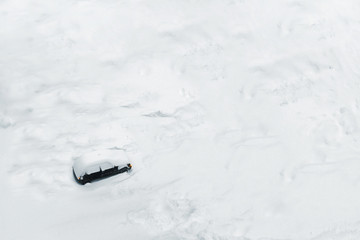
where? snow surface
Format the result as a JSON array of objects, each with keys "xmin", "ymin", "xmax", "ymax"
[{"xmin": 2, "ymin": 0, "xmax": 360, "ymax": 239}]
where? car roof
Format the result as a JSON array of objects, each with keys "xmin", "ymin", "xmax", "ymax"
[{"xmin": 73, "ymin": 149, "xmax": 129, "ymax": 177}]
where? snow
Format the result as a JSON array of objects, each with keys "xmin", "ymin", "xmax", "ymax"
[{"xmin": 2, "ymin": 0, "xmax": 360, "ymax": 239}]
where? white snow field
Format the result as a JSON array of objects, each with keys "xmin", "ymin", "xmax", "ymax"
[{"xmin": 2, "ymin": 0, "xmax": 360, "ymax": 239}]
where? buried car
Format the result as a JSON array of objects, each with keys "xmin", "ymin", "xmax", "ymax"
[{"xmin": 72, "ymin": 149, "xmax": 132, "ymax": 185}]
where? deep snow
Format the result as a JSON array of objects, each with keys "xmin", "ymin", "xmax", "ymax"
[{"xmin": 2, "ymin": 0, "xmax": 360, "ymax": 239}]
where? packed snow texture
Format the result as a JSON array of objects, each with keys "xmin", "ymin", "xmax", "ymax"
[{"xmin": 1, "ymin": 0, "xmax": 360, "ymax": 239}]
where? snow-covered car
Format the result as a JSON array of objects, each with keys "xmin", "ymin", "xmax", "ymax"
[{"xmin": 72, "ymin": 149, "xmax": 132, "ymax": 185}]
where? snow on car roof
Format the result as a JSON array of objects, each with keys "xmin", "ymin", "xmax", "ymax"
[{"xmin": 73, "ymin": 149, "xmax": 129, "ymax": 177}]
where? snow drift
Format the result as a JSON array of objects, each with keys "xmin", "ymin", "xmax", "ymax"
[{"xmin": 1, "ymin": 0, "xmax": 360, "ymax": 239}]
